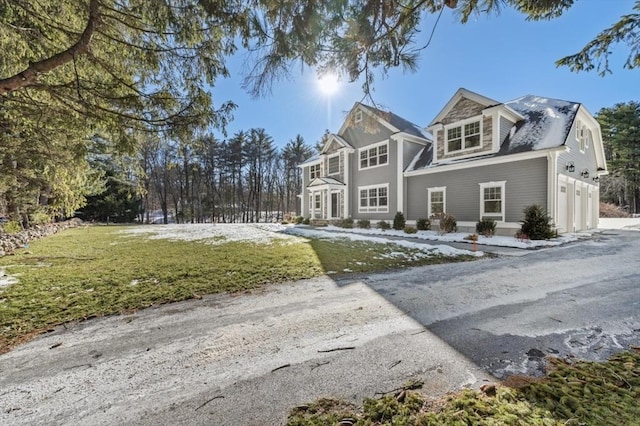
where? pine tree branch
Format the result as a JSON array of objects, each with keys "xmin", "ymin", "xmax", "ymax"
[{"xmin": 0, "ymin": 0, "xmax": 100, "ymax": 96}]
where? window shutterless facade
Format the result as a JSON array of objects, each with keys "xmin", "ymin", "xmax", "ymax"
[
  {"xmin": 328, "ymin": 155, "xmax": 340, "ymax": 175},
  {"xmin": 309, "ymin": 164, "xmax": 321, "ymax": 179},
  {"xmin": 427, "ymin": 187, "xmax": 446, "ymax": 217},
  {"xmin": 445, "ymin": 118, "xmax": 481, "ymax": 154},
  {"xmin": 479, "ymin": 181, "xmax": 506, "ymax": 222},
  {"xmin": 358, "ymin": 184, "xmax": 389, "ymax": 213},
  {"xmin": 359, "ymin": 142, "xmax": 388, "ymax": 170}
]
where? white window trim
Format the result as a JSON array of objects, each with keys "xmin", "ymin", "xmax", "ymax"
[
  {"xmin": 327, "ymin": 153, "xmax": 340, "ymax": 176},
  {"xmin": 444, "ymin": 116, "xmax": 483, "ymax": 155},
  {"xmin": 427, "ymin": 186, "xmax": 446, "ymax": 218},
  {"xmin": 329, "ymin": 190, "xmax": 342, "ymax": 219},
  {"xmin": 358, "ymin": 183, "xmax": 389, "ymax": 213},
  {"xmin": 479, "ymin": 181, "xmax": 506, "ymax": 222},
  {"xmin": 358, "ymin": 141, "xmax": 389, "ymax": 171},
  {"xmin": 355, "ymin": 110, "xmax": 363, "ymax": 123},
  {"xmin": 309, "ymin": 163, "xmax": 321, "ymax": 180},
  {"xmin": 309, "ymin": 192, "xmax": 322, "ymax": 216}
]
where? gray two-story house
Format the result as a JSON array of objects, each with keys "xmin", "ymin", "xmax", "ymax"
[{"xmin": 299, "ymin": 88, "xmax": 607, "ymax": 234}]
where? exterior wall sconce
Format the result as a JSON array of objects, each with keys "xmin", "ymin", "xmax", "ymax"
[
  {"xmin": 566, "ymin": 162, "xmax": 575, "ymax": 172},
  {"xmin": 581, "ymin": 169, "xmax": 589, "ymax": 178},
  {"xmin": 593, "ymin": 176, "xmax": 600, "ymax": 183}
]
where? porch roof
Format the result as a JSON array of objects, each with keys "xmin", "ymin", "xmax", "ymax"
[{"xmin": 307, "ymin": 177, "xmax": 345, "ymax": 188}]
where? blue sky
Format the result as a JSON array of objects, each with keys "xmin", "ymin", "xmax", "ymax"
[{"xmin": 212, "ymin": 0, "xmax": 639, "ymax": 149}]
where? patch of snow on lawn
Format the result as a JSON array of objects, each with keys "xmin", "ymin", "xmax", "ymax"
[
  {"xmin": 121, "ymin": 223, "xmax": 306, "ymax": 245},
  {"xmin": 282, "ymin": 226, "xmax": 481, "ymax": 257},
  {"xmin": 0, "ymin": 269, "xmax": 18, "ymax": 289},
  {"xmin": 306, "ymin": 225, "xmax": 581, "ymax": 249}
]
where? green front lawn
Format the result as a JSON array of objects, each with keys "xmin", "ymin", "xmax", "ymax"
[{"xmin": 0, "ymin": 225, "xmax": 475, "ymax": 352}]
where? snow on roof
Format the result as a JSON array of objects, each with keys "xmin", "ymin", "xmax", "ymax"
[
  {"xmin": 406, "ymin": 94, "xmax": 580, "ymax": 172},
  {"xmin": 299, "ymin": 154, "xmax": 320, "ymax": 166},
  {"xmin": 501, "ymin": 95, "xmax": 579, "ymax": 153}
]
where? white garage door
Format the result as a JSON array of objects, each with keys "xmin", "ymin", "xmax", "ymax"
[{"xmin": 557, "ymin": 181, "xmax": 569, "ymax": 233}]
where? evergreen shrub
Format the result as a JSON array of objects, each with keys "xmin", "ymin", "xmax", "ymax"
[
  {"xmin": 357, "ymin": 219, "xmax": 370, "ymax": 229},
  {"xmin": 416, "ymin": 218, "xmax": 431, "ymax": 231},
  {"xmin": 393, "ymin": 212, "xmax": 406, "ymax": 230},
  {"xmin": 520, "ymin": 205, "xmax": 554, "ymax": 240},
  {"xmin": 404, "ymin": 226, "xmax": 417, "ymax": 234},
  {"xmin": 339, "ymin": 217, "xmax": 354, "ymax": 228},
  {"xmin": 377, "ymin": 220, "xmax": 390, "ymax": 230}
]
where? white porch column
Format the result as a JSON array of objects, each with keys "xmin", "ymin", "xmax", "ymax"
[{"xmin": 310, "ymin": 191, "xmax": 315, "ymax": 219}]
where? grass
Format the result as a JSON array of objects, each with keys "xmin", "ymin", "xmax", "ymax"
[
  {"xmin": 0, "ymin": 224, "xmax": 476, "ymax": 352},
  {"xmin": 308, "ymin": 237, "xmax": 475, "ymax": 274},
  {"xmin": 288, "ymin": 349, "xmax": 640, "ymax": 425}
]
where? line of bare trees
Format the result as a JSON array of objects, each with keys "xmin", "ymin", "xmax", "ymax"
[{"xmin": 138, "ymin": 130, "xmax": 314, "ymax": 224}]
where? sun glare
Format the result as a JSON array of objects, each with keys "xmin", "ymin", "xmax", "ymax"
[{"xmin": 317, "ymin": 72, "xmax": 340, "ymax": 96}]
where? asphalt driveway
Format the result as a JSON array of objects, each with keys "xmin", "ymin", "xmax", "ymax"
[{"xmin": 0, "ymin": 230, "xmax": 638, "ymax": 425}]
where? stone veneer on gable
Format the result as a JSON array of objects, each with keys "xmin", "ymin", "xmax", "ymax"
[{"xmin": 435, "ymin": 98, "xmax": 494, "ymax": 160}]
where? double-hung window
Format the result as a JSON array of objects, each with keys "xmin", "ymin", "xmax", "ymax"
[
  {"xmin": 358, "ymin": 184, "xmax": 389, "ymax": 213},
  {"xmin": 359, "ymin": 142, "xmax": 388, "ymax": 169},
  {"xmin": 479, "ymin": 181, "xmax": 506, "ymax": 222},
  {"xmin": 309, "ymin": 164, "xmax": 321, "ymax": 179},
  {"xmin": 328, "ymin": 155, "xmax": 340, "ymax": 175},
  {"xmin": 309, "ymin": 193, "xmax": 321, "ymax": 212},
  {"xmin": 446, "ymin": 119, "xmax": 481, "ymax": 153},
  {"xmin": 427, "ymin": 187, "xmax": 446, "ymax": 217}
]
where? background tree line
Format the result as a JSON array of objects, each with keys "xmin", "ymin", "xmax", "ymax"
[
  {"xmin": 75, "ymin": 130, "xmax": 314, "ymax": 224},
  {"xmin": 597, "ymin": 101, "xmax": 640, "ymax": 215}
]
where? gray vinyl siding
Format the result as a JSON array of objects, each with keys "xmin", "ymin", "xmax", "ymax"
[
  {"xmin": 350, "ymin": 140, "xmax": 398, "ymax": 220},
  {"xmin": 499, "ymin": 116, "xmax": 513, "ymax": 146},
  {"xmin": 301, "ymin": 165, "xmax": 310, "ymax": 217},
  {"xmin": 557, "ymin": 120, "xmax": 600, "ymax": 184},
  {"xmin": 405, "ymin": 157, "xmax": 547, "ymax": 222}
]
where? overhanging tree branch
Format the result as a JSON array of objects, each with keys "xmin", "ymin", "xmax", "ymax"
[{"xmin": 0, "ymin": 0, "xmax": 100, "ymax": 96}]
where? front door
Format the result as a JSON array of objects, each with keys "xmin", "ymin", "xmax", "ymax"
[{"xmin": 331, "ymin": 192, "xmax": 340, "ymax": 218}]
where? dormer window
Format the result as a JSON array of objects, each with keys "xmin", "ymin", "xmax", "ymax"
[{"xmin": 446, "ymin": 119, "xmax": 481, "ymax": 153}]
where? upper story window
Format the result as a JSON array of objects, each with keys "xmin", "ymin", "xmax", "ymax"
[
  {"xmin": 446, "ymin": 119, "xmax": 481, "ymax": 153},
  {"xmin": 355, "ymin": 110, "xmax": 363, "ymax": 123},
  {"xmin": 309, "ymin": 164, "xmax": 321, "ymax": 179},
  {"xmin": 328, "ymin": 155, "xmax": 340, "ymax": 175},
  {"xmin": 359, "ymin": 142, "xmax": 388, "ymax": 170},
  {"xmin": 576, "ymin": 120, "xmax": 591, "ymax": 153}
]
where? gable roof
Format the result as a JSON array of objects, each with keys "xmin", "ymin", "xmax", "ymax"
[
  {"xmin": 308, "ymin": 177, "xmax": 345, "ymax": 187},
  {"xmin": 358, "ymin": 104, "xmax": 431, "ymax": 140},
  {"xmin": 428, "ymin": 88, "xmax": 501, "ymax": 127},
  {"xmin": 336, "ymin": 102, "xmax": 431, "ymax": 140},
  {"xmin": 320, "ymin": 134, "xmax": 355, "ymax": 154},
  {"xmin": 407, "ymin": 94, "xmax": 580, "ymax": 172}
]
